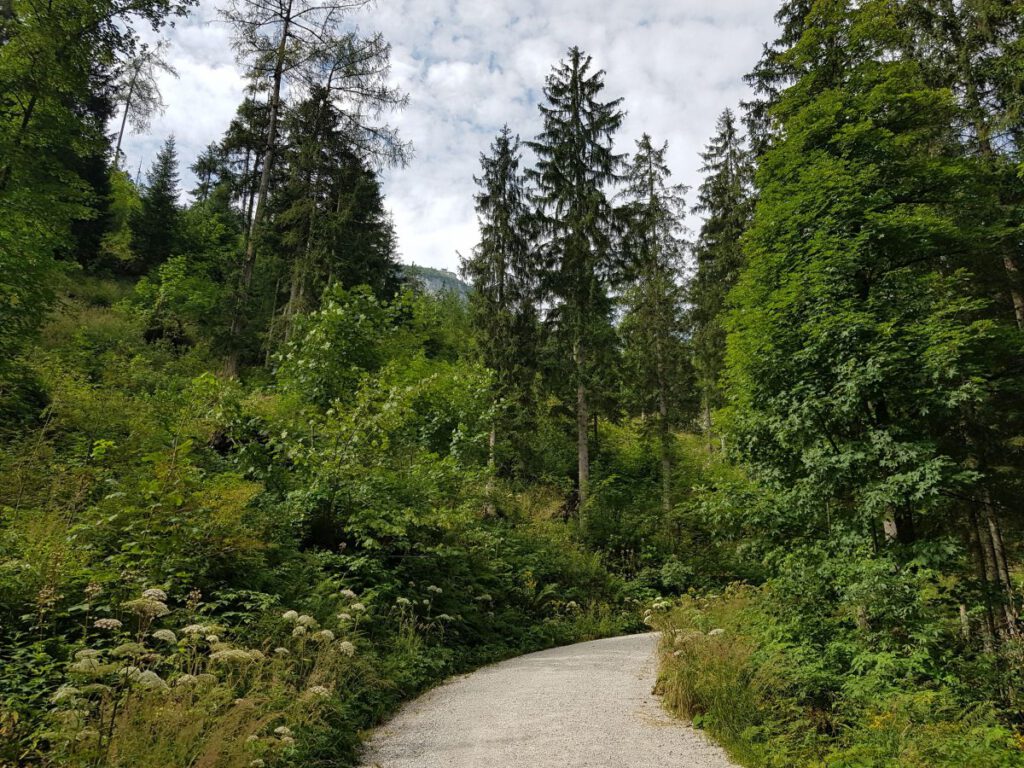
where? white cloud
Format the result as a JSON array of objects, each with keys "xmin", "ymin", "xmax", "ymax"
[{"xmin": 115, "ymin": 0, "xmax": 779, "ymax": 271}]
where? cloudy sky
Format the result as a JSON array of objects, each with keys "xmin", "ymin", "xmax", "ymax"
[{"xmin": 120, "ymin": 1, "xmax": 780, "ymax": 273}]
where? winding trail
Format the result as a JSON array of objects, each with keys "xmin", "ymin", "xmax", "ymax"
[{"xmin": 360, "ymin": 633, "xmax": 737, "ymax": 768}]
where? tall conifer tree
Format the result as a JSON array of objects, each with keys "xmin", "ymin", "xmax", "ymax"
[
  {"xmin": 462, "ymin": 126, "xmax": 540, "ymax": 479},
  {"xmin": 131, "ymin": 135, "xmax": 181, "ymax": 272},
  {"xmin": 618, "ymin": 134, "xmax": 691, "ymax": 513},
  {"xmin": 527, "ymin": 47, "xmax": 624, "ymax": 510},
  {"xmin": 688, "ymin": 109, "xmax": 754, "ymax": 432}
]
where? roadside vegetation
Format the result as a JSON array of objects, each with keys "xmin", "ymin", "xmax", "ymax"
[{"xmin": 2, "ymin": 0, "xmax": 1023, "ymax": 766}]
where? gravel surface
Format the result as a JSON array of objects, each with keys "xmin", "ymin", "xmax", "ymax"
[{"xmin": 360, "ymin": 633, "xmax": 738, "ymax": 768}]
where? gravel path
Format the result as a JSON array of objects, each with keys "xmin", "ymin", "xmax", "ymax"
[{"xmin": 360, "ymin": 633, "xmax": 737, "ymax": 768}]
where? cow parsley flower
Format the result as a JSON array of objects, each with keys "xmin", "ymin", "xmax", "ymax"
[
  {"xmin": 312, "ymin": 629, "xmax": 334, "ymax": 643},
  {"xmin": 282, "ymin": 610, "xmax": 299, "ymax": 622},
  {"xmin": 142, "ymin": 588, "xmax": 168, "ymax": 601},
  {"xmin": 152, "ymin": 629, "xmax": 177, "ymax": 644},
  {"xmin": 339, "ymin": 589, "xmax": 358, "ymax": 600},
  {"xmin": 93, "ymin": 618, "xmax": 123, "ymax": 631},
  {"xmin": 337, "ymin": 641, "xmax": 356, "ymax": 658}
]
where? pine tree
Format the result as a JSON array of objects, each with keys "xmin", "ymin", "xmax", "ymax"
[
  {"xmin": 461, "ymin": 126, "xmax": 540, "ymax": 480},
  {"xmin": 526, "ymin": 46, "xmax": 625, "ymax": 511},
  {"xmin": 618, "ymin": 134, "xmax": 691, "ymax": 513},
  {"xmin": 190, "ymin": 142, "xmax": 228, "ymax": 203},
  {"xmin": 131, "ymin": 135, "xmax": 181, "ymax": 272},
  {"xmin": 688, "ymin": 109, "xmax": 754, "ymax": 434}
]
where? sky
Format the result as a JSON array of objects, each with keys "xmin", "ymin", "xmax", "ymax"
[{"xmin": 119, "ymin": 0, "xmax": 780, "ymax": 273}]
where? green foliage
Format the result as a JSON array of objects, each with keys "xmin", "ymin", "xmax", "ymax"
[
  {"xmin": 655, "ymin": 586, "xmax": 1024, "ymax": 768},
  {"xmin": 0, "ymin": 281, "xmax": 634, "ymax": 767},
  {"xmin": 130, "ymin": 136, "xmax": 182, "ymax": 273}
]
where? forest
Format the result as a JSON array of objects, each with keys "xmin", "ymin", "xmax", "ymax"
[{"xmin": 0, "ymin": 0, "xmax": 1023, "ymax": 767}]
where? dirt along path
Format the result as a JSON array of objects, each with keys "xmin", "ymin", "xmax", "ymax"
[{"xmin": 360, "ymin": 632, "xmax": 738, "ymax": 768}]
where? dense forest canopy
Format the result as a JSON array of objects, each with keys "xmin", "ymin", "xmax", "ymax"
[{"xmin": 1, "ymin": 1, "xmax": 1023, "ymax": 767}]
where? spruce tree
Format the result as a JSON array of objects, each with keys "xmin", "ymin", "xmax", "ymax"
[
  {"xmin": 131, "ymin": 135, "xmax": 181, "ymax": 273},
  {"xmin": 688, "ymin": 109, "xmax": 754, "ymax": 433},
  {"xmin": 461, "ymin": 126, "xmax": 540, "ymax": 479},
  {"xmin": 526, "ymin": 46, "xmax": 624, "ymax": 510},
  {"xmin": 618, "ymin": 134, "xmax": 691, "ymax": 513}
]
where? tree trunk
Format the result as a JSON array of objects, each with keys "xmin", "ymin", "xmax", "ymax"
[
  {"xmin": 225, "ymin": 0, "xmax": 293, "ymax": 377},
  {"xmin": 971, "ymin": 506, "xmax": 1001, "ymax": 648},
  {"xmin": 484, "ymin": 424, "xmax": 497, "ymax": 517},
  {"xmin": 1002, "ymin": 254, "xmax": 1024, "ymax": 330},
  {"xmin": 113, "ymin": 69, "xmax": 138, "ymax": 170},
  {"xmin": 574, "ymin": 340, "xmax": 590, "ymax": 515},
  {"xmin": 659, "ymin": 385, "xmax": 671, "ymax": 516},
  {"xmin": 984, "ymin": 490, "xmax": 1019, "ymax": 635}
]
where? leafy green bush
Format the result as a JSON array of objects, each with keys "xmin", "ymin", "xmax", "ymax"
[{"xmin": 654, "ymin": 586, "xmax": 1024, "ymax": 768}]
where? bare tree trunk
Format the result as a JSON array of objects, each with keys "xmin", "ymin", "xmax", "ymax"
[
  {"xmin": 113, "ymin": 69, "xmax": 138, "ymax": 170},
  {"xmin": 225, "ymin": 0, "xmax": 293, "ymax": 377},
  {"xmin": 984, "ymin": 490, "xmax": 1019, "ymax": 635},
  {"xmin": 574, "ymin": 339, "xmax": 590, "ymax": 516},
  {"xmin": 1002, "ymin": 254, "xmax": 1024, "ymax": 330},
  {"xmin": 659, "ymin": 386, "xmax": 671, "ymax": 516},
  {"xmin": 971, "ymin": 506, "xmax": 1001, "ymax": 648},
  {"xmin": 484, "ymin": 425, "xmax": 497, "ymax": 517}
]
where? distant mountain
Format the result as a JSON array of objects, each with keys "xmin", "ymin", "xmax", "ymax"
[{"xmin": 403, "ymin": 264, "xmax": 472, "ymax": 300}]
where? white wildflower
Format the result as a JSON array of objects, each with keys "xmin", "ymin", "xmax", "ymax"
[
  {"xmin": 427, "ymin": 585, "xmax": 442, "ymax": 594},
  {"xmin": 69, "ymin": 657, "xmax": 101, "ymax": 674},
  {"xmin": 93, "ymin": 618, "xmax": 122, "ymax": 631},
  {"xmin": 708, "ymin": 628, "xmax": 725, "ymax": 637},
  {"xmin": 74, "ymin": 649, "xmax": 101, "ymax": 660},
  {"xmin": 136, "ymin": 670, "xmax": 168, "ymax": 690},
  {"xmin": 142, "ymin": 588, "xmax": 168, "ymax": 601},
  {"xmin": 124, "ymin": 597, "xmax": 170, "ymax": 618},
  {"xmin": 282, "ymin": 610, "xmax": 299, "ymax": 622},
  {"xmin": 174, "ymin": 674, "xmax": 198, "ymax": 687},
  {"xmin": 339, "ymin": 589, "xmax": 358, "ymax": 600},
  {"xmin": 337, "ymin": 641, "xmax": 356, "ymax": 658},
  {"xmin": 151, "ymin": 629, "xmax": 177, "ymax": 644},
  {"xmin": 350, "ymin": 602, "xmax": 366, "ymax": 613},
  {"xmin": 312, "ymin": 629, "xmax": 334, "ymax": 643},
  {"xmin": 111, "ymin": 642, "xmax": 146, "ymax": 658},
  {"xmin": 117, "ymin": 666, "xmax": 142, "ymax": 681},
  {"xmin": 305, "ymin": 685, "xmax": 331, "ymax": 698},
  {"xmin": 273, "ymin": 647, "xmax": 290, "ymax": 656},
  {"xmin": 435, "ymin": 614, "xmax": 454, "ymax": 622},
  {"xmin": 291, "ymin": 625, "xmax": 307, "ymax": 638},
  {"xmin": 210, "ymin": 649, "xmax": 256, "ymax": 665},
  {"xmin": 296, "ymin": 614, "xmax": 317, "ymax": 627},
  {"xmin": 205, "ymin": 634, "xmax": 220, "ymax": 644},
  {"xmin": 51, "ymin": 685, "xmax": 81, "ymax": 703},
  {"xmin": 181, "ymin": 623, "xmax": 206, "ymax": 636},
  {"xmin": 395, "ymin": 597, "xmax": 411, "ymax": 607},
  {"xmin": 250, "ymin": 760, "xmax": 265, "ymax": 767},
  {"xmin": 273, "ymin": 725, "xmax": 293, "ymax": 738},
  {"xmin": 475, "ymin": 594, "xmax": 492, "ymax": 602},
  {"xmin": 337, "ymin": 612, "xmax": 352, "ymax": 622}
]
